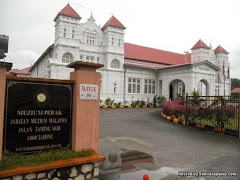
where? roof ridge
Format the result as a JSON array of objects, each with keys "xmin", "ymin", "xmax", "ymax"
[
  {"xmin": 214, "ymin": 45, "xmax": 229, "ymax": 54},
  {"xmin": 54, "ymin": 4, "xmax": 81, "ymax": 21},
  {"xmin": 191, "ymin": 39, "xmax": 210, "ymax": 50},
  {"xmin": 124, "ymin": 42, "xmax": 186, "ymax": 55},
  {"xmin": 101, "ymin": 15, "xmax": 126, "ymax": 30}
]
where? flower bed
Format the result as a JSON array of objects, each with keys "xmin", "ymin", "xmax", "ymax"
[
  {"xmin": 162, "ymin": 99, "xmax": 185, "ymax": 118},
  {"xmin": 162, "ymin": 99, "xmax": 239, "ymax": 136}
]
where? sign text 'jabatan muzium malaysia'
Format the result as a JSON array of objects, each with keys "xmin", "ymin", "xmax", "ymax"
[{"xmin": 4, "ymin": 81, "xmax": 72, "ymax": 154}]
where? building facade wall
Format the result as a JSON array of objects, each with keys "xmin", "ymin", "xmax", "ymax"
[{"xmin": 30, "ymin": 9, "xmax": 231, "ymax": 104}]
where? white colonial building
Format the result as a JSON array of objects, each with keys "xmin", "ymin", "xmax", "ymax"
[{"xmin": 30, "ymin": 4, "xmax": 231, "ymax": 104}]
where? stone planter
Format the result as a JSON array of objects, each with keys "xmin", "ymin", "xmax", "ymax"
[{"xmin": 0, "ymin": 153, "xmax": 105, "ymax": 180}]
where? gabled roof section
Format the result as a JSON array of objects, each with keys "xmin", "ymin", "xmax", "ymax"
[
  {"xmin": 14, "ymin": 66, "xmax": 31, "ymax": 75},
  {"xmin": 54, "ymin": 4, "xmax": 81, "ymax": 21},
  {"xmin": 158, "ymin": 60, "xmax": 220, "ymax": 71},
  {"xmin": 191, "ymin": 39, "xmax": 210, "ymax": 50},
  {"xmin": 124, "ymin": 59, "xmax": 168, "ymax": 70},
  {"xmin": 30, "ymin": 44, "xmax": 54, "ymax": 72},
  {"xmin": 124, "ymin": 43, "xmax": 191, "ymax": 65},
  {"xmin": 101, "ymin": 15, "xmax": 126, "ymax": 30},
  {"xmin": 231, "ymin": 87, "xmax": 240, "ymax": 94},
  {"xmin": 214, "ymin": 45, "xmax": 229, "ymax": 54}
]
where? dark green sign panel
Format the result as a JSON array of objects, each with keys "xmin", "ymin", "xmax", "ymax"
[{"xmin": 4, "ymin": 81, "xmax": 72, "ymax": 154}]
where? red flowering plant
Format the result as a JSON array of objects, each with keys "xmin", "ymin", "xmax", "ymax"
[
  {"xmin": 193, "ymin": 105, "xmax": 237, "ymax": 127},
  {"xmin": 162, "ymin": 100, "xmax": 185, "ymax": 118}
]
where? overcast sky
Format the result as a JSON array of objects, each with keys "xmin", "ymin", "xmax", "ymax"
[{"xmin": 1, "ymin": 0, "xmax": 240, "ymax": 77}]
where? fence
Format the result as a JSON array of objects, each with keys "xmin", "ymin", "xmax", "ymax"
[{"xmin": 185, "ymin": 96, "xmax": 239, "ymax": 136}]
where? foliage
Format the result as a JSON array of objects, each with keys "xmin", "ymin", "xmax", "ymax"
[
  {"xmin": 140, "ymin": 100, "xmax": 146, "ymax": 106},
  {"xmin": 158, "ymin": 96, "xmax": 166, "ymax": 103},
  {"xmin": 191, "ymin": 89, "xmax": 201, "ymax": 107},
  {"xmin": 0, "ymin": 149, "xmax": 93, "ymax": 171},
  {"xmin": 132, "ymin": 100, "xmax": 140, "ymax": 107},
  {"xmin": 105, "ymin": 98, "xmax": 114, "ymax": 106},
  {"xmin": 132, "ymin": 101, "xmax": 137, "ymax": 107},
  {"xmin": 162, "ymin": 99, "xmax": 185, "ymax": 118},
  {"xmin": 135, "ymin": 100, "xmax": 140, "ymax": 105},
  {"xmin": 110, "ymin": 99, "xmax": 114, "ymax": 106},
  {"xmin": 176, "ymin": 93, "xmax": 185, "ymax": 101},
  {"xmin": 198, "ymin": 106, "xmax": 236, "ymax": 120},
  {"xmin": 117, "ymin": 101, "xmax": 122, "ymax": 106},
  {"xmin": 162, "ymin": 94, "xmax": 239, "ymax": 132},
  {"xmin": 123, "ymin": 100, "xmax": 128, "ymax": 105},
  {"xmin": 100, "ymin": 99, "xmax": 103, "ymax": 104},
  {"xmin": 231, "ymin": 78, "xmax": 240, "ymax": 90}
]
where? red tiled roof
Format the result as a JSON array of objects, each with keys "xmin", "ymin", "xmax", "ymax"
[
  {"xmin": 102, "ymin": 16, "xmax": 126, "ymax": 30},
  {"xmin": 124, "ymin": 43, "xmax": 191, "ymax": 65},
  {"xmin": 231, "ymin": 88, "xmax": 240, "ymax": 94},
  {"xmin": 9, "ymin": 69, "xmax": 19, "ymax": 73},
  {"xmin": 214, "ymin": 45, "xmax": 229, "ymax": 54},
  {"xmin": 54, "ymin": 4, "xmax": 81, "ymax": 21},
  {"xmin": 15, "ymin": 66, "xmax": 31, "ymax": 75},
  {"xmin": 124, "ymin": 59, "xmax": 168, "ymax": 70},
  {"xmin": 158, "ymin": 60, "xmax": 220, "ymax": 70},
  {"xmin": 191, "ymin": 39, "xmax": 210, "ymax": 50}
]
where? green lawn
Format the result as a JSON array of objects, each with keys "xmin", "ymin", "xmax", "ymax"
[
  {"xmin": 0, "ymin": 149, "xmax": 93, "ymax": 171},
  {"xmin": 190, "ymin": 117, "xmax": 238, "ymax": 130}
]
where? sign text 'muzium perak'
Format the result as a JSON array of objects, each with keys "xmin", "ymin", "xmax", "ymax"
[{"xmin": 4, "ymin": 81, "xmax": 73, "ymax": 154}]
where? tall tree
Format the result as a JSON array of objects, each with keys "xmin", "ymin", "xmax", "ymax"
[{"xmin": 231, "ymin": 78, "xmax": 240, "ymax": 90}]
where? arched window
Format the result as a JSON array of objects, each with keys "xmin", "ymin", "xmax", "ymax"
[
  {"xmin": 111, "ymin": 59, "xmax": 120, "ymax": 69},
  {"xmin": 62, "ymin": 53, "xmax": 73, "ymax": 63}
]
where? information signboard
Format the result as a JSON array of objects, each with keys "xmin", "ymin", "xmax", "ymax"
[{"xmin": 4, "ymin": 81, "xmax": 72, "ymax": 154}]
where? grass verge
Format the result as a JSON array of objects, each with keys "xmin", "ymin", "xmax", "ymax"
[{"xmin": 0, "ymin": 149, "xmax": 93, "ymax": 171}]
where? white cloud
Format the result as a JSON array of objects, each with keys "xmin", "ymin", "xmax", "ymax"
[
  {"xmin": 5, "ymin": 50, "xmax": 39, "ymax": 69},
  {"xmin": 8, "ymin": 23, "xmax": 54, "ymax": 54},
  {"xmin": 1, "ymin": 0, "xmax": 240, "ymax": 78},
  {"xmin": 230, "ymin": 48, "xmax": 240, "ymax": 78}
]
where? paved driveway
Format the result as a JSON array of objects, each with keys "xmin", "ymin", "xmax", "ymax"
[{"xmin": 100, "ymin": 108, "xmax": 240, "ymax": 179}]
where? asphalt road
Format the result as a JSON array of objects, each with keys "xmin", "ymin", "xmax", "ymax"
[{"xmin": 100, "ymin": 108, "xmax": 240, "ymax": 179}]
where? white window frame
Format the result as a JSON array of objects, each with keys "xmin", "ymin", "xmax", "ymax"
[
  {"xmin": 62, "ymin": 53, "xmax": 73, "ymax": 63},
  {"xmin": 87, "ymin": 36, "xmax": 95, "ymax": 45},
  {"xmin": 111, "ymin": 59, "xmax": 120, "ymax": 69},
  {"xmin": 97, "ymin": 57, "xmax": 100, "ymax": 64},
  {"xmin": 72, "ymin": 29, "xmax": 75, "ymax": 39},
  {"xmin": 178, "ymin": 82, "xmax": 183, "ymax": 96},
  {"xmin": 86, "ymin": 55, "xmax": 94, "ymax": 62},
  {"xmin": 80, "ymin": 55, "xmax": 83, "ymax": 60},
  {"xmin": 118, "ymin": 39, "xmax": 121, "ymax": 46},
  {"xmin": 112, "ymin": 37, "xmax": 114, "ymax": 46},
  {"xmin": 144, "ymin": 79, "xmax": 156, "ymax": 94},
  {"xmin": 114, "ymin": 84, "xmax": 117, "ymax": 93},
  {"xmin": 128, "ymin": 78, "xmax": 141, "ymax": 94},
  {"xmin": 63, "ymin": 28, "xmax": 67, "ymax": 38}
]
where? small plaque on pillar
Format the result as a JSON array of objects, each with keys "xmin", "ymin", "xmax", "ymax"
[{"xmin": 80, "ymin": 84, "xmax": 98, "ymax": 100}]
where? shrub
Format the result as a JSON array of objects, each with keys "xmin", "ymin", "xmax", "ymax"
[
  {"xmin": 117, "ymin": 102, "xmax": 122, "ymax": 106},
  {"xmin": 158, "ymin": 96, "xmax": 166, "ymax": 103},
  {"xmin": 162, "ymin": 99, "xmax": 185, "ymax": 118},
  {"xmin": 110, "ymin": 99, "xmax": 115, "ymax": 106},
  {"xmin": 140, "ymin": 100, "xmax": 146, "ymax": 106},
  {"xmin": 191, "ymin": 89, "xmax": 201, "ymax": 107},
  {"xmin": 132, "ymin": 101, "xmax": 137, "ymax": 107},
  {"xmin": 176, "ymin": 93, "xmax": 185, "ymax": 101},
  {"xmin": 105, "ymin": 98, "xmax": 114, "ymax": 106},
  {"xmin": 123, "ymin": 100, "xmax": 128, "ymax": 105},
  {"xmin": 135, "ymin": 100, "xmax": 140, "ymax": 105}
]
